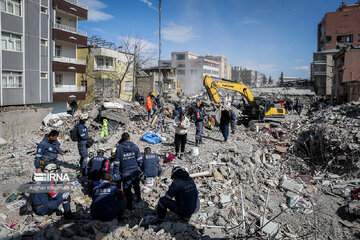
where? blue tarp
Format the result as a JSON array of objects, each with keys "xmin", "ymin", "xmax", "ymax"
[{"xmin": 141, "ymin": 132, "xmax": 163, "ymax": 144}]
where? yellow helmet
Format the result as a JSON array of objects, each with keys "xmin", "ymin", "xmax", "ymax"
[{"xmin": 151, "ymin": 92, "xmax": 156, "ymax": 97}]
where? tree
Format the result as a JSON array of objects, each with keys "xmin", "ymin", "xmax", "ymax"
[
  {"xmin": 262, "ymin": 75, "xmax": 267, "ymax": 86},
  {"xmin": 280, "ymin": 71, "xmax": 284, "ymax": 86},
  {"xmin": 268, "ymin": 76, "xmax": 273, "ymax": 85}
]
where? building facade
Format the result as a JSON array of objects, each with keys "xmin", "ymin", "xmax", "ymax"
[
  {"xmin": 333, "ymin": 45, "xmax": 360, "ymax": 102},
  {"xmin": 0, "ymin": 0, "xmax": 88, "ymax": 109},
  {"xmin": 312, "ymin": 50, "xmax": 337, "ymax": 96},
  {"xmin": 52, "ymin": 0, "xmax": 87, "ymax": 111},
  {"xmin": 161, "ymin": 51, "xmax": 222, "ymax": 94},
  {"xmin": 232, "ymin": 66, "xmax": 268, "ymax": 87},
  {"xmin": 77, "ymin": 46, "xmax": 134, "ymax": 107},
  {"xmin": 204, "ymin": 55, "xmax": 232, "ymax": 80},
  {"xmin": 136, "ymin": 67, "xmax": 177, "ymax": 98}
]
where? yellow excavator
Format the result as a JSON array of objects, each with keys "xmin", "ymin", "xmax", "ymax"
[{"xmin": 203, "ymin": 75, "xmax": 286, "ymax": 124}]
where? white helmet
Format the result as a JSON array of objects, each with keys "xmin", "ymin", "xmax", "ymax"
[
  {"xmin": 44, "ymin": 163, "xmax": 58, "ymax": 173},
  {"xmin": 80, "ymin": 113, "xmax": 88, "ymax": 120},
  {"xmin": 111, "ymin": 147, "xmax": 117, "ymax": 156}
]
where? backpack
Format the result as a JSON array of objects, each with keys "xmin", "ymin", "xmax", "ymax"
[
  {"xmin": 86, "ymin": 137, "xmax": 94, "ymax": 148},
  {"xmin": 70, "ymin": 126, "xmax": 79, "ymax": 142}
]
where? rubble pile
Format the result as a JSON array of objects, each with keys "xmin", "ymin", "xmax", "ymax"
[{"xmin": 0, "ymin": 99, "xmax": 360, "ymax": 239}]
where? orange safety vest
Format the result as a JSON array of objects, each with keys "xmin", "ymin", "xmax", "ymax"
[{"xmin": 146, "ymin": 96, "xmax": 153, "ymax": 111}]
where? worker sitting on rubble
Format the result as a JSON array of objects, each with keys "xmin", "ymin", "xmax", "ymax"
[
  {"xmin": 31, "ymin": 164, "xmax": 72, "ymax": 219},
  {"xmin": 34, "ymin": 130, "xmax": 67, "ymax": 173},
  {"xmin": 173, "ymin": 112, "xmax": 190, "ymax": 159},
  {"xmin": 195, "ymin": 103, "xmax": 205, "ymax": 146},
  {"xmin": 139, "ymin": 147, "xmax": 162, "ymax": 179},
  {"xmin": 114, "ymin": 133, "xmax": 142, "ymax": 210},
  {"xmin": 86, "ymin": 148, "xmax": 109, "ymax": 188},
  {"xmin": 76, "ymin": 114, "xmax": 89, "ymax": 172},
  {"xmin": 90, "ymin": 172, "xmax": 126, "ymax": 221},
  {"xmin": 230, "ymin": 108, "xmax": 237, "ymax": 134},
  {"xmin": 146, "ymin": 92, "xmax": 154, "ymax": 121},
  {"xmin": 152, "ymin": 166, "xmax": 199, "ymax": 224}
]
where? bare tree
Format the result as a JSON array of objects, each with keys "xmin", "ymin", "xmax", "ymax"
[{"xmin": 118, "ymin": 35, "xmax": 157, "ymax": 98}]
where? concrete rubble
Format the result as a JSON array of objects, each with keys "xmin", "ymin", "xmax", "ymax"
[{"xmin": 0, "ymin": 98, "xmax": 360, "ymax": 239}]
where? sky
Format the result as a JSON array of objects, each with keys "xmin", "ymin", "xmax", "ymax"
[{"xmin": 79, "ymin": 0, "xmax": 359, "ymax": 79}]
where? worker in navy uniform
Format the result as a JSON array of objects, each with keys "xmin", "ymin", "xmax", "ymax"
[
  {"xmin": 76, "ymin": 114, "xmax": 89, "ymax": 171},
  {"xmin": 86, "ymin": 148, "xmax": 109, "ymax": 188},
  {"xmin": 139, "ymin": 147, "xmax": 162, "ymax": 178},
  {"xmin": 195, "ymin": 103, "xmax": 205, "ymax": 146}
]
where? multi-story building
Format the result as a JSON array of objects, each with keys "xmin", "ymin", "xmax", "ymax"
[
  {"xmin": 1, "ymin": 0, "xmax": 52, "ymax": 106},
  {"xmin": 204, "ymin": 55, "xmax": 232, "ymax": 80},
  {"xmin": 313, "ymin": 2, "xmax": 360, "ymax": 98},
  {"xmin": 136, "ymin": 67, "xmax": 177, "ymax": 98},
  {"xmin": 333, "ymin": 45, "xmax": 360, "ymax": 102},
  {"xmin": 77, "ymin": 46, "xmax": 134, "ymax": 107},
  {"xmin": 232, "ymin": 66, "xmax": 268, "ymax": 87},
  {"xmin": 0, "ymin": 0, "xmax": 88, "ymax": 110},
  {"xmin": 161, "ymin": 51, "xmax": 221, "ymax": 94},
  {"xmin": 52, "ymin": 0, "xmax": 87, "ymax": 111}
]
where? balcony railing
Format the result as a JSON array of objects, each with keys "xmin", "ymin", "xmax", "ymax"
[
  {"xmin": 53, "ymin": 85, "xmax": 86, "ymax": 93},
  {"xmin": 53, "ymin": 23, "xmax": 87, "ymax": 36},
  {"xmin": 314, "ymin": 60, "xmax": 326, "ymax": 64},
  {"xmin": 53, "ymin": 56, "xmax": 86, "ymax": 65},
  {"xmin": 63, "ymin": 0, "xmax": 88, "ymax": 9},
  {"xmin": 314, "ymin": 71, "xmax": 326, "ymax": 75},
  {"xmin": 94, "ymin": 65, "xmax": 116, "ymax": 71}
]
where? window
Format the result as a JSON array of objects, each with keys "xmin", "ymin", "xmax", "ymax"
[
  {"xmin": 337, "ymin": 34, "xmax": 353, "ymax": 43},
  {"xmin": 56, "ymin": 17, "xmax": 61, "ymax": 24},
  {"xmin": 176, "ymin": 54, "xmax": 185, "ymax": 60},
  {"xmin": 55, "ymin": 45, "xmax": 61, "ymax": 57},
  {"xmin": 55, "ymin": 74, "xmax": 62, "ymax": 85},
  {"xmin": 97, "ymin": 57, "xmax": 104, "ymax": 66},
  {"xmin": 41, "ymin": 73, "xmax": 47, "ymax": 79},
  {"xmin": 41, "ymin": 39, "xmax": 47, "ymax": 46},
  {"xmin": 2, "ymin": 71, "xmax": 22, "ymax": 88},
  {"xmin": 177, "ymin": 69, "xmax": 185, "ymax": 75},
  {"xmin": 125, "ymin": 81, "xmax": 132, "ymax": 91},
  {"xmin": 178, "ymin": 63, "xmax": 185, "ymax": 68},
  {"xmin": 0, "ymin": 0, "xmax": 21, "ymax": 16},
  {"xmin": 40, "ymin": 6, "xmax": 47, "ymax": 14},
  {"xmin": 358, "ymin": 34, "xmax": 360, "ymax": 42},
  {"xmin": 325, "ymin": 36, "xmax": 332, "ymax": 44},
  {"xmin": 1, "ymin": 32, "xmax": 21, "ymax": 51}
]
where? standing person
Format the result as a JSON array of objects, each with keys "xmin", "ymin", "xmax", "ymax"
[
  {"xmin": 152, "ymin": 166, "xmax": 199, "ymax": 224},
  {"xmin": 135, "ymin": 92, "xmax": 140, "ymax": 103},
  {"xmin": 76, "ymin": 114, "xmax": 89, "ymax": 172},
  {"xmin": 219, "ymin": 107, "xmax": 231, "ymax": 142},
  {"xmin": 145, "ymin": 92, "xmax": 154, "ymax": 121},
  {"xmin": 90, "ymin": 172, "xmax": 126, "ymax": 221},
  {"xmin": 34, "ymin": 130, "xmax": 67, "ymax": 173},
  {"xmin": 173, "ymin": 112, "xmax": 190, "ymax": 159},
  {"xmin": 195, "ymin": 103, "xmax": 205, "ymax": 146},
  {"xmin": 86, "ymin": 148, "xmax": 109, "ymax": 188},
  {"xmin": 69, "ymin": 100, "xmax": 78, "ymax": 118},
  {"xmin": 230, "ymin": 109, "xmax": 237, "ymax": 134},
  {"xmin": 139, "ymin": 147, "xmax": 162, "ymax": 178},
  {"xmin": 114, "ymin": 133, "xmax": 142, "ymax": 210}
]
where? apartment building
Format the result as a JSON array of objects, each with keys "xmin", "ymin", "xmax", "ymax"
[
  {"xmin": 205, "ymin": 55, "xmax": 232, "ymax": 80},
  {"xmin": 161, "ymin": 52, "xmax": 221, "ymax": 94},
  {"xmin": 77, "ymin": 46, "xmax": 134, "ymax": 107},
  {"xmin": 313, "ymin": 2, "xmax": 360, "ymax": 98},
  {"xmin": 0, "ymin": 0, "xmax": 52, "ymax": 106},
  {"xmin": 232, "ymin": 66, "xmax": 268, "ymax": 87},
  {"xmin": 52, "ymin": 0, "xmax": 87, "ymax": 111}
]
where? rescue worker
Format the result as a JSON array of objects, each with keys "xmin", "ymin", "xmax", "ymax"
[
  {"xmin": 230, "ymin": 109, "xmax": 237, "ymax": 134},
  {"xmin": 114, "ymin": 133, "xmax": 142, "ymax": 210},
  {"xmin": 90, "ymin": 172, "xmax": 126, "ymax": 221},
  {"xmin": 195, "ymin": 103, "xmax": 205, "ymax": 146},
  {"xmin": 35, "ymin": 130, "xmax": 67, "ymax": 173},
  {"xmin": 76, "ymin": 114, "xmax": 89, "ymax": 172},
  {"xmin": 69, "ymin": 100, "xmax": 78, "ymax": 118},
  {"xmin": 173, "ymin": 112, "xmax": 190, "ymax": 159},
  {"xmin": 139, "ymin": 147, "xmax": 162, "ymax": 178},
  {"xmin": 32, "ymin": 164, "xmax": 72, "ymax": 219},
  {"xmin": 109, "ymin": 147, "xmax": 121, "ymax": 184},
  {"xmin": 145, "ymin": 92, "xmax": 154, "ymax": 121},
  {"xmin": 219, "ymin": 106, "xmax": 231, "ymax": 142},
  {"xmin": 86, "ymin": 148, "xmax": 109, "ymax": 188},
  {"xmin": 153, "ymin": 166, "xmax": 199, "ymax": 223}
]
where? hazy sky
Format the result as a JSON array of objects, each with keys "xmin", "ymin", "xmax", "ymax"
[{"xmin": 79, "ymin": 0, "xmax": 358, "ymax": 79}]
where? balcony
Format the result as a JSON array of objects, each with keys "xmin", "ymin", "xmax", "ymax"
[
  {"xmin": 314, "ymin": 71, "xmax": 326, "ymax": 75},
  {"xmin": 53, "ymin": 57, "xmax": 86, "ymax": 73},
  {"xmin": 53, "ymin": 23, "xmax": 87, "ymax": 37},
  {"xmin": 53, "ymin": 0, "xmax": 88, "ymax": 20},
  {"xmin": 53, "ymin": 85, "xmax": 86, "ymax": 101},
  {"xmin": 94, "ymin": 65, "xmax": 116, "ymax": 72},
  {"xmin": 53, "ymin": 56, "xmax": 86, "ymax": 65},
  {"xmin": 313, "ymin": 60, "xmax": 326, "ymax": 64}
]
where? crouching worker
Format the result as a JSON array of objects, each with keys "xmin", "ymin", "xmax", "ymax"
[
  {"xmin": 31, "ymin": 164, "xmax": 72, "ymax": 219},
  {"xmin": 90, "ymin": 172, "xmax": 126, "ymax": 221},
  {"xmin": 140, "ymin": 147, "xmax": 162, "ymax": 179},
  {"xmin": 86, "ymin": 148, "xmax": 109, "ymax": 188},
  {"xmin": 154, "ymin": 166, "xmax": 199, "ymax": 223}
]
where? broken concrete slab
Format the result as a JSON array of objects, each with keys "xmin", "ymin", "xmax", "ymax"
[{"xmin": 100, "ymin": 110, "xmax": 130, "ymax": 124}]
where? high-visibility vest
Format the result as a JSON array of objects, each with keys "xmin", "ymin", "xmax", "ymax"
[{"xmin": 146, "ymin": 96, "xmax": 153, "ymax": 110}]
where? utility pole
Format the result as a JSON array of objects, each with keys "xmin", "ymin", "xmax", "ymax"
[
  {"xmin": 133, "ymin": 44, "xmax": 138, "ymax": 100},
  {"xmin": 158, "ymin": 0, "xmax": 162, "ymax": 95}
]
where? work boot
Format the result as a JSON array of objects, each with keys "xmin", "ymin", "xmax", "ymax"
[
  {"xmin": 179, "ymin": 153, "xmax": 184, "ymax": 160},
  {"xmin": 195, "ymin": 140, "xmax": 198, "ymax": 146}
]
